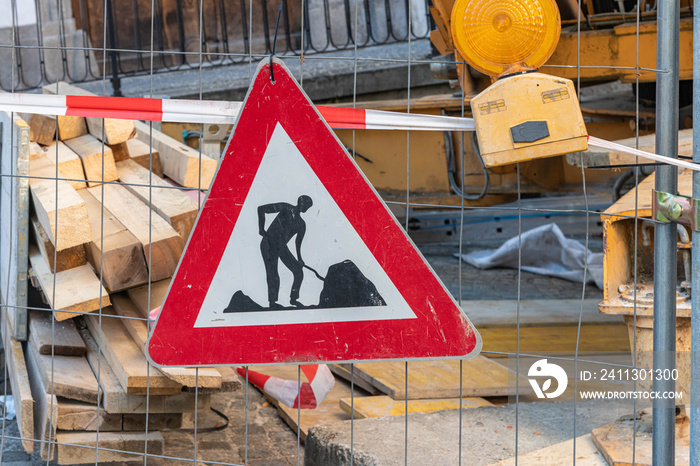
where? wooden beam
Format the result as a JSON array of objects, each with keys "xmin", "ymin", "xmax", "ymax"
[
  {"xmin": 122, "ymin": 413, "xmax": 182, "ymax": 431},
  {"xmin": 29, "ymin": 155, "xmax": 92, "ymax": 251},
  {"xmin": 29, "ymin": 114, "xmax": 56, "ymax": 146},
  {"xmin": 55, "ymin": 115, "xmax": 88, "ymax": 141},
  {"xmin": 125, "ymin": 138, "xmax": 163, "ymax": 177},
  {"xmin": 29, "ymin": 245, "xmax": 111, "ymax": 321},
  {"xmin": 30, "ymin": 216, "xmax": 86, "ymax": 273},
  {"xmin": 43, "ymin": 82, "xmax": 136, "ymax": 145},
  {"xmin": 42, "ymin": 142, "xmax": 88, "ymax": 190},
  {"xmin": 84, "ymin": 308, "xmax": 183, "ymax": 395},
  {"xmin": 110, "ymin": 294, "xmax": 222, "ymax": 389},
  {"xmin": 63, "ymin": 134, "xmax": 118, "ymax": 187},
  {"xmin": 27, "ymin": 333, "xmax": 101, "ymax": 404},
  {"xmin": 2, "ymin": 309, "xmax": 34, "ymax": 454},
  {"xmin": 347, "ymin": 357, "xmax": 528, "ymax": 399},
  {"xmin": 56, "ymin": 399, "xmax": 123, "ymax": 431},
  {"xmin": 79, "ymin": 326, "xmax": 210, "ymax": 414},
  {"xmin": 55, "ymin": 431, "xmax": 164, "ymax": 465},
  {"xmin": 135, "ymin": 120, "xmax": 217, "ymax": 189},
  {"xmin": 77, "ymin": 189, "xmax": 149, "ymax": 292},
  {"xmin": 116, "ymin": 158, "xmax": 199, "ymax": 240},
  {"xmin": 29, "ymin": 310, "xmax": 87, "ymax": 356},
  {"xmin": 87, "ymin": 184, "xmax": 184, "ymax": 282},
  {"xmin": 29, "ymin": 141, "xmax": 45, "ymax": 158},
  {"xmin": 25, "ymin": 338, "xmax": 58, "ymax": 461},
  {"xmin": 216, "ymin": 366, "xmax": 243, "ymax": 393},
  {"xmin": 108, "ymin": 141, "xmax": 130, "ymax": 162},
  {"xmin": 126, "ymin": 279, "xmax": 171, "ymax": 317},
  {"xmin": 338, "ymin": 395, "xmax": 492, "ymax": 419}
]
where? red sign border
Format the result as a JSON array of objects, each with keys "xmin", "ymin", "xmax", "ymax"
[{"xmin": 146, "ymin": 58, "xmax": 481, "ymax": 366}]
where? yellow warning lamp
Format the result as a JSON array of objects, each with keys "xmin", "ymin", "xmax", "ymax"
[{"xmin": 451, "ymin": 0, "xmax": 588, "ymax": 167}]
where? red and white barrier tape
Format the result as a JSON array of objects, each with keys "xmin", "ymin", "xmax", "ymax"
[
  {"xmin": 587, "ymin": 136, "xmax": 700, "ymax": 172},
  {"xmin": 0, "ymin": 93, "xmax": 475, "ymax": 131},
  {"xmin": 235, "ymin": 365, "xmax": 335, "ymax": 409},
  {"xmin": 4, "ymin": 93, "xmax": 698, "ymax": 172},
  {"xmin": 148, "ymin": 307, "xmax": 334, "ymax": 409}
]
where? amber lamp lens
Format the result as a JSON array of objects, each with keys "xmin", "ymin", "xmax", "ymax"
[{"xmin": 451, "ymin": 0, "xmax": 561, "ymax": 77}]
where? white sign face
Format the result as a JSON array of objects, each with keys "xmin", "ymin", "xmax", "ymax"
[{"xmin": 194, "ymin": 123, "xmax": 416, "ymax": 328}]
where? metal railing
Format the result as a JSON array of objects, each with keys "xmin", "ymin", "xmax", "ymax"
[{"xmin": 0, "ymin": 0, "xmax": 432, "ymax": 92}]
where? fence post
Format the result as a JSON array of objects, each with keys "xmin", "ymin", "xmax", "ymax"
[
  {"xmin": 690, "ymin": 2, "xmax": 700, "ymax": 463},
  {"xmin": 653, "ymin": 0, "xmax": 680, "ymax": 464}
]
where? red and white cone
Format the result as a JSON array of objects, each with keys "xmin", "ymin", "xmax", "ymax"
[
  {"xmin": 149, "ymin": 307, "xmax": 335, "ymax": 409},
  {"xmin": 236, "ymin": 365, "xmax": 335, "ymax": 409}
]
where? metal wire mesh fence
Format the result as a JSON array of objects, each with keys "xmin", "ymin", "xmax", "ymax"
[{"xmin": 0, "ymin": 0, "xmax": 691, "ymax": 464}]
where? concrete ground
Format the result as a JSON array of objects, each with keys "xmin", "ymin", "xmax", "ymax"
[{"xmin": 304, "ymin": 401, "xmax": 631, "ymax": 466}]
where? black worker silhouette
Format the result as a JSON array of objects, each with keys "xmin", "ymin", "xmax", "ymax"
[
  {"xmin": 258, "ymin": 195, "xmax": 313, "ymax": 309},
  {"xmin": 222, "ymin": 195, "xmax": 386, "ymax": 313}
]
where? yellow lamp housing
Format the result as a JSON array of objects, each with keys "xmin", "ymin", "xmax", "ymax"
[
  {"xmin": 451, "ymin": 0, "xmax": 561, "ymax": 77},
  {"xmin": 470, "ymin": 73, "xmax": 588, "ymax": 167},
  {"xmin": 451, "ymin": 0, "xmax": 587, "ymax": 167}
]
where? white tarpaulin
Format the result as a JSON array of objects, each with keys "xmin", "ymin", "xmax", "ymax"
[{"xmin": 456, "ymin": 223, "xmax": 604, "ymax": 289}]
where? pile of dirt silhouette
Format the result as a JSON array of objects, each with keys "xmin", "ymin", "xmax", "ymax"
[
  {"xmin": 223, "ymin": 260, "xmax": 385, "ymax": 312},
  {"xmin": 223, "ymin": 291, "xmax": 264, "ymax": 313},
  {"xmin": 319, "ymin": 260, "xmax": 385, "ymax": 308}
]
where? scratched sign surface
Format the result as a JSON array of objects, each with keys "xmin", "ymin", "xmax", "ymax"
[{"xmin": 147, "ymin": 58, "xmax": 481, "ymax": 366}]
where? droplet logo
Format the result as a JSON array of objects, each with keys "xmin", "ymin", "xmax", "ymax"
[{"xmin": 528, "ymin": 359, "xmax": 568, "ymax": 399}]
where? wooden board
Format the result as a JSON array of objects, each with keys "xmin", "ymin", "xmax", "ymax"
[
  {"xmin": 56, "ymin": 431, "xmax": 164, "ymax": 465},
  {"xmin": 30, "ymin": 216, "xmax": 86, "ymax": 273},
  {"xmin": 84, "ymin": 308, "xmax": 183, "ymax": 395},
  {"xmin": 29, "ymin": 114, "xmax": 56, "ymax": 145},
  {"xmin": 87, "ymin": 184, "xmax": 184, "ymax": 282},
  {"xmin": 116, "ymin": 158, "xmax": 199, "ymax": 240},
  {"xmin": 135, "ymin": 120, "xmax": 217, "ymax": 189},
  {"xmin": 29, "ymin": 154, "xmax": 92, "ymax": 251},
  {"xmin": 29, "ymin": 310, "xmax": 87, "ymax": 356},
  {"xmin": 480, "ymin": 324, "xmax": 630, "ymax": 356},
  {"xmin": 63, "ymin": 134, "xmax": 118, "ymax": 187},
  {"xmin": 25, "ymin": 335, "xmax": 58, "ymax": 461},
  {"xmin": 29, "ymin": 245, "xmax": 111, "ymax": 321},
  {"xmin": 79, "ymin": 325, "xmax": 210, "ymax": 414},
  {"xmin": 339, "ymin": 395, "xmax": 492, "ymax": 419},
  {"xmin": 329, "ymin": 364, "xmax": 381, "ymax": 395},
  {"xmin": 349, "ymin": 357, "xmax": 528, "ymax": 400},
  {"xmin": 27, "ymin": 336, "xmax": 100, "ymax": 404},
  {"xmin": 110, "ymin": 293, "xmax": 222, "ymax": 389},
  {"xmin": 2, "ymin": 310, "xmax": 34, "ymax": 453},
  {"xmin": 248, "ymin": 364, "xmax": 366, "ymax": 442},
  {"xmin": 489, "ymin": 434, "xmax": 608, "ymax": 466},
  {"xmin": 77, "ymin": 189, "xmax": 149, "ymax": 292},
  {"xmin": 42, "ymin": 141, "xmax": 87, "ymax": 190},
  {"xmin": 56, "ymin": 399, "xmax": 123, "ymax": 431},
  {"xmin": 126, "ymin": 278, "xmax": 171, "ymax": 317},
  {"xmin": 43, "ymin": 82, "xmax": 137, "ymax": 145}
]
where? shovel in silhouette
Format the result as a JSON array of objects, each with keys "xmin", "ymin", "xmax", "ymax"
[{"xmin": 304, "ymin": 264, "xmax": 325, "ymax": 281}]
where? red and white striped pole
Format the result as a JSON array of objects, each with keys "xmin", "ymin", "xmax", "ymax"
[{"xmin": 0, "ymin": 92, "xmax": 475, "ymax": 131}]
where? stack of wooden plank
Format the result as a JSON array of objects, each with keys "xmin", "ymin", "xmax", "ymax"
[{"xmin": 5, "ymin": 86, "xmax": 237, "ymax": 463}]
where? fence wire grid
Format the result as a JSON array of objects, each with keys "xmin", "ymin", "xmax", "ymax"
[{"xmin": 0, "ymin": 0, "xmax": 690, "ymax": 464}]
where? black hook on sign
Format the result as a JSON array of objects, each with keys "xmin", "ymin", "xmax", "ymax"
[{"xmin": 269, "ymin": 0, "xmax": 284, "ymax": 83}]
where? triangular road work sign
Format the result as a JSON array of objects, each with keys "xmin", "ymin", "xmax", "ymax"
[{"xmin": 147, "ymin": 58, "xmax": 481, "ymax": 366}]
